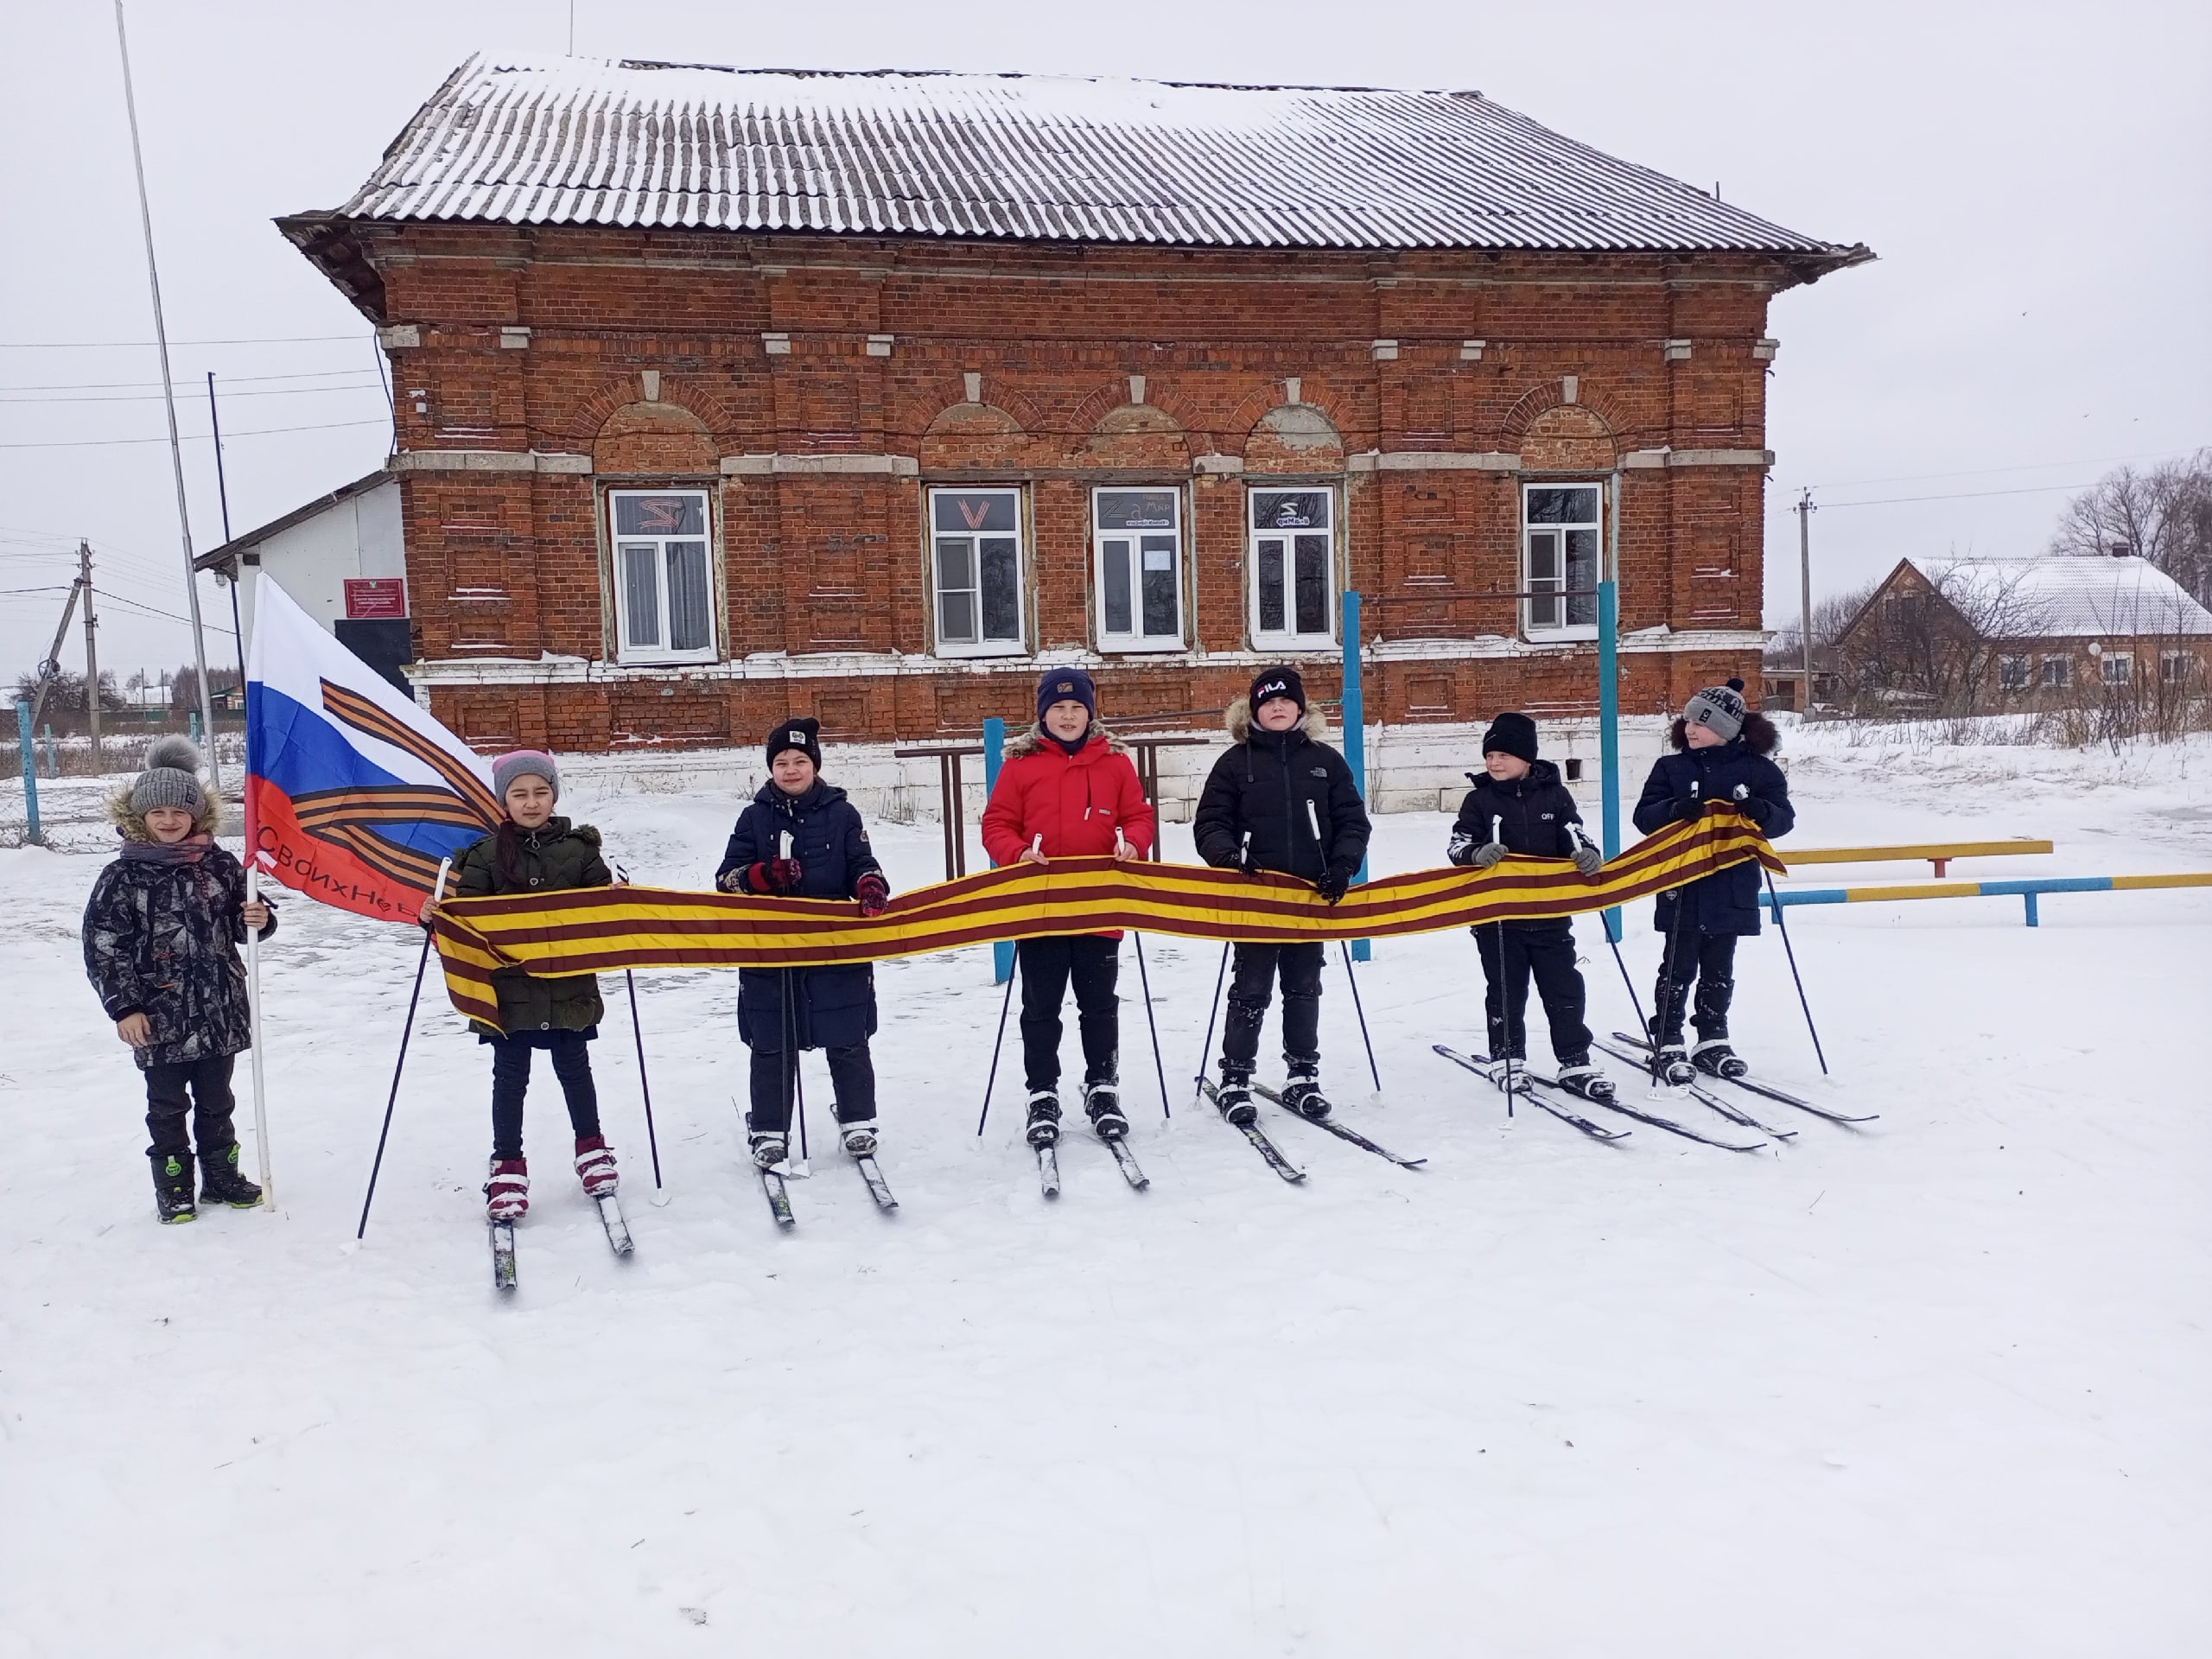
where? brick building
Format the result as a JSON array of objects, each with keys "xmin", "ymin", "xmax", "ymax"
[{"xmin": 276, "ymin": 56, "xmax": 1866, "ymax": 805}]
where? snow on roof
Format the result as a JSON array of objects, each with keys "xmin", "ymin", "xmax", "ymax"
[
  {"xmin": 318, "ymin": 55, "xmax": 1867, "ymax": 258},
  {"xmin": 1936, "ymin": 555, "xmax": 2212, "ymax": 640}
]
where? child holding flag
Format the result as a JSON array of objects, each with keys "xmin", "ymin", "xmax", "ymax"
[
  {"xmin": 980, "ymin": 669, "xmax": 1155, "ymax": 1149},
  {"xmin": 715, "ymin": 716, "xmax": 893, "ymax": 1170},
  {"xmin": 83, "ymin": 736, "xmax": 276, "ymax": 1224}
]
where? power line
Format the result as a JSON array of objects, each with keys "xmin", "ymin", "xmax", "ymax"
[
  {"xmin": 1796, "ymin": 446, "xmax": 2203, "ymax": 493},
  {"xmin": 0, "ymin": 416, "xmax": 390, "ymax": 450},
  {"xmin": 0, "ymin": 366, "xmax": 384, "ymax": 393},
  {"xmin": 93, "ymin": 586, "xmax": 238, "ymax": 636},
  {"xmin": 1815, "ymin": 481, "xmax": 2105, "ymax": 510},
  {"xmin": 2, "ymin": 378, "xmax": 385, "ymax": 405},
  {"xmin": 0, "ymin": 333, "xmax": 373, "ymax": 349}
]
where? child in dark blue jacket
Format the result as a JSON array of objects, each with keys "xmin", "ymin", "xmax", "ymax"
[
  {"xmin": 1631, "ymin": 679, "xmax": 1794, "ymax": 1083},
  {"xmin": 715, "ymin": 718, "xmax": 892, "ymax": 1168}
]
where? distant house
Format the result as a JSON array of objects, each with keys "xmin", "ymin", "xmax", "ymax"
[{"xmin": 1836, "ymin": 550, "xmax": 2212, "ymax": 706}]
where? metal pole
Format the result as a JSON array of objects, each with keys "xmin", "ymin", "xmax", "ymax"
[
  {"xmin": 14, "ymin": 701, "xmax": 41, "ymax": 845},
  {"xmin": 242, "ymin": 868, "xmax": 273, "ymax": 1204},
  {"xmin": 976, "ymin": 965, "xmax": 1017, "ymax": 1135},
  {"xmin": 79, "ymin": 543, "xmax": 102, "ymax": 766},
  {"xmin": 1600, "ymin": 470, "xmax": 1624, "ymax": 942},
  {"xmin": 1339, "ymin": 941, "xmax": 1382, "ymax": 1091},
  {"xmin": 1763, "ymin": 865, "xmax": 1830, "ymax": 1075},
  {"xmin": 1132, "ymin": 934, "xmax": 1173, "ymax": 1119},
  {"xmin": 114, "ymin": 1, "xmax": 220, "ymax": 784},
  {"xmin": 1340, "ymin": 589, "xmax": 1370, "ymax": 962},
  {"xmin": 208, "ymin": 373, "xmax": 250, "ymax": 705},
  {"xmin": 357, "ymin": 857, "xmax": 451, "ymax": 1238},
  {"xmin": 1192, "ymin": 941, "xmax": 1230, "ymax": 1106},
  {"xmin": 625, "ymin": 970, "xmax": 663, "ymax": 1188},
  {"xmin": 982, "ymin": 715, "xmax": 1012, "ymax": 984},
  {"xmin": 1797, "ymin": 488, "xmax": 1816, "ymax": 721}
]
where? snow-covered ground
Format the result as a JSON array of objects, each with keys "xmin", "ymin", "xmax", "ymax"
[{"xmin": 4, "ymin": 731, "xmax": 2209, "ymax": 1657}]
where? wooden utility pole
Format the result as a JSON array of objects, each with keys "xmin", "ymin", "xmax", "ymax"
[
  {"xmin": 80, "ymin": 541, "xmax": 103, "ymax": 760},
  {"xmin": 1796, "ymin": 488, "xmax": 1816, "ymax": 719}
]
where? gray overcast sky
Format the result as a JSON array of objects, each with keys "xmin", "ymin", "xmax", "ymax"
[{"xmin": 3, "ymin": 0, "xmax": 2205, "ymax": 680}]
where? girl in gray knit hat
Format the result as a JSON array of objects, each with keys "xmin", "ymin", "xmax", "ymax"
[{"xmin": 81, "ymin": 736, "xmax": 276, "ymax": 1223}]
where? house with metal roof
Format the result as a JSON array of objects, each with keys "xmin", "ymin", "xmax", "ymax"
[{"xmin": 273, "ymin": 53, "xmax": 1869, "ymax": 807}]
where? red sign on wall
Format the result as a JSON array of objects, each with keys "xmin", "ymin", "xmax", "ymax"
[{"xmin": 344, "ymin": 578, "xmax": 408, "ymax": 620}]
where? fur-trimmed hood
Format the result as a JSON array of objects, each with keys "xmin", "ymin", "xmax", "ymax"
[
  {"xmin": 106, "ymin": 784, "xmax": 223, "ymax": 842},
  {"xmin": 1002, "ymin": 717, "xmax": 1129, "ymax": 760},
  {"xmin": 1224, "ymin": 696, "xmax": 1331, "ymax": 744}
]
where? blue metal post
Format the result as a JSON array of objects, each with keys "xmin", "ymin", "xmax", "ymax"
[
  {"xmin": 1599, "ymin": 471, "xmax": 1624, "ymax": 943},
  {"xmin": 982, "ymin": 715, "xmax": 1013, "ymax": 984},
  {"xmin": 2024, "ymin": 892, "xmax": 2038, "ymax": 927},
  {"xmin": 15, "ymin": 701, "xmax": 41, "ymax": 845},
  {"xmin": 189, "ymin": 707, "xmax": 202, "ymax": 744},
  {"xmin": 1341, "ymin": 591, "xmax": 1370, "ymax": 962}
]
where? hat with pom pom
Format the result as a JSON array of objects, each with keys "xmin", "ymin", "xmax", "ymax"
[
  {"xmin": 129, "ymin": 734, "xmax": 206, "ymax": 817},
  {"xmin": 1683, "ymin": 678, "xmax": 1750, "ymax": 742}
]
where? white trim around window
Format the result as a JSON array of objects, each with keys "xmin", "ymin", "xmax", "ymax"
[
  {"xmin": 1094, "ymin": 486, "xmax": 1186, "ymax": 652},
  {"xmin": 929, "ymin": 486, "xmax": 1028, "ymax": 658},
  {"xmin": 1247, "ymin": 486, "xmax": 1337, "ymax": 649},
  {"xmin": 2101, "ymin": 651, "xmax": 2133, "ymax": 686},
  {"xmin": 1522, "ymin": 482, "xmax": 1603, "ymax": 640},
  {"xmin": 608, "ymin": 488, "xmax": 717, "ymax": 664}
]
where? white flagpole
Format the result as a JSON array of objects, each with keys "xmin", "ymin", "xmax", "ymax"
[{"xmin": 244, "ymin": 867, "xmax": 273, "ymax": 1205}]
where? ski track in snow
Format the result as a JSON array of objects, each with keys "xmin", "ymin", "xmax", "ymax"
[{"xmin": 3, "ymin": 733, "xmax": 2209, "ymax": 1656}]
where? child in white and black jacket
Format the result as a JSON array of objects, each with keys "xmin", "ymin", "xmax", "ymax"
[{"xmin": 1447, "ymin": 712, "xmax": 1614, "ymax": 1102}]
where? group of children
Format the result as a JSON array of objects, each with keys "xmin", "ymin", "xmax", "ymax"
[{"xmin": 85, "ymin": 674, "xmax": 1792, "ymax": 1224}]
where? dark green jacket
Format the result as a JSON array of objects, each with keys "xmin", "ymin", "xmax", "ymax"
[{"xmin": 452, "ymin": 817, "xmax": 610, "ymax": 1037}]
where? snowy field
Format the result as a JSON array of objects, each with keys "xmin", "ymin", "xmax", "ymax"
[{"xmin": 3, "ymin": 728, "xmax": 2209, "ymax": 1657}]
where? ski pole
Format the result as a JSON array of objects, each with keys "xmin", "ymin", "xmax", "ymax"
[
  {"xmin": 777, "ymin": 830, "xmax": 810, "ymax": 1166},
  {"xmin": 977, "ymin": 956, "xmax": 1017, "ymax": 1135},
  {"xmin": 612, "ymin": 863, "xmax": 662, "ymax": 1190},
  {"xmin": 1569, "ymin": 823, "xmax": 1655, "ymax": 1046},
  {"xmin": 1339, "ymin": 941, "xmax": 1382, "ymax": 1092},
  {"xmin": 1489, "ymin": 816, "xmax": 1512, "ymax": 1115},
  {"xmin": 1132, "ymin": 932, "xmax": 1173, "ymax": 1119},
  {"xmin": 1654, "ymin": 874, "xmax": 1694, "ymax": 1084},
  {"xmin": 358, "ymin": 856, "xmax": 450, "ymax": 1240},
  {"xmin": 1192, "ymin": 941, "xmax": 1230, "ymax": 1105},
  {"xmin": 1763, "ymin": 865, "xmax": 1829, "ymax": 1075}
]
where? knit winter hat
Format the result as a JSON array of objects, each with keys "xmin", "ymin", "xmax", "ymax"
[
  {"xmin": 129, "ymin": 734, "xmax": 205, "ymax": 817},
  {"xmin": 1248, "ymin": 666, "xmax": 1307, "ymax": 717},
  {"xmin": 1684, "ymin": 678, "xmax": 1750, "ymax": 742},
  {"xmin": 490, "ymin": 750, "xmax": 560, "ymax": 804},
  {"xmin": 1035, "ymin": 667, "xmax": 1097, "ymax": 725},
  {"xmin": 1481, "ymin": 711, "xmax": 1540, "ymax": 765},
  {"xmin": 766, "ymin": 716, "xmax": 823, "ymax": 770}
]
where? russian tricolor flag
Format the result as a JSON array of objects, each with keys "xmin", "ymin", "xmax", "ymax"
[{"xmin": 245, "ymin": 577, "xmax": 499, "ymax": 923}]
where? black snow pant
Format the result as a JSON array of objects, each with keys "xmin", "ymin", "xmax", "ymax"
[
  {"xmin": 488, "ymin": 1031, "xmax": 601, "ymax": 1159},
  {"xmin": 1653, "ymin": 932, "xmax": 1738, "ymax": 1046},
  {"xmin": 1220, "ymin": 940, "xmax": 1325, "ymax": 1074},
  {"xmin": 746, "ymin": 1040, "xmax": 877, "ymax": 1135},
  {"xmin": 1475, "ymin": 918, "xmax": 1593, "ymax": 1065},
  {"xmin": 1017, "ymin": 933, "xmax": 1120, "ymax": 1094},
  {"xmin": 143, "ymin": 1053, "xmax": 238, "ymax": 1162}
]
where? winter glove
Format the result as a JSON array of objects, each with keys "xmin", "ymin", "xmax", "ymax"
[
  {"xmin": 1471, "ymin": 841, "xmax": 1509, "ymax": 869},
  {"xmin": 1316, "ymin": 861, "xmax": 1355, "ymax": 905},
  {"xmin": 1572, "ymin": 844, "xmax": 1605, "ymax": 878},
  {"xmin": 1674, "ymin": 795, "xmax": 1707, "ymax": 823},
  {"xmin": 1737, "ymin": 796, "xmax": 1773, "ymax": 830},
  {"xmin": 745, "ymin": 858, "xmax": 806, "ymax": 895},
  {"xmin": 855, "ymin": 871, "xmax": 890, "ymax": 918}
]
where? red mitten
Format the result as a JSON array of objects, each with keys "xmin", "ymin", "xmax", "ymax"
[{"xmin": 855, "ymin": 871, "xmax": 890, "ymax": 917}]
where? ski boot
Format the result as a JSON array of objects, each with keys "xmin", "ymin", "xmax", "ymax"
[
  {"xmin": 1488, "ymin": 1056, "xmax": 1535, "ymax": 1095},
  {"xmin": 1083, "ymin": 1080, "xmax": 1129, "ymax": 1141},
  {"xmin": 1280, "ymin": 1063, "xmax": 1332, "ymax": 1121},
  {"xmin": 485, "ymin": 1156, "xmax": 530, "ymax": 1221},
  {"xmin": 840, "ymin": 1118, "xmax": 880, "ymax": 1157},
  {"xmin": 1651, "ymin": 1046, "xmax": 1697, "ymax": 1087},
  {"xmin": 199, "ymin": 1142, "xmax": 264, "ymax": 1209},
  {"xmin": 1024, "ymin": 1090, "xmax": 1062, "ymax": 1148},
  {"xmin": 573, "ymin": 1135, "xmax": 619, "ymax": 1198},
  {"xmin": 1693, "ymin": 1040, "xmax": 1750, "ymax": 1081},
  {"xmin": 1213, "ymin": 1065, "xmax": 1258, "ymax": 1127},
  {"xmin": 1553, "ymin": 1060, "xmax": 1617, "ymax": 1103},
  {"xmin": 748, "ymin": 1131, "xmax": 788, "ymax": 1170},
  {"xmin": 150, "ymin": 1152, "xmax": 197, "ymax": 1224}
]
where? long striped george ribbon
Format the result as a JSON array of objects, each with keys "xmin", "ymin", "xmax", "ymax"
[{"xmin": 430, "ymin": 811, "xmax": 1784, "ymax": 1033}]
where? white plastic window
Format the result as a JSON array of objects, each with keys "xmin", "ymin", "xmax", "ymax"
[
  {"xmin": 609, "ymin": 490, "xmax": 715, "ymax": 664},
  {"xmin": 2101, "ymin": 652, "xmax": 2133, "ymax": 686},
  {"xmin": 931, "ymin": 488, "xmax": 1026, "ymax": 656},
  {"xmin": 1999, "ymin": 655, "xmax": 2029, "ymax": 691},
  {"xmin": 2040, "ymin": 656, "xmax": 2072, "ymax": 688},
  {"xmin": 1095, "ymin": 488, "xmax": 1184, "ymax": 651},
  {"xmin": 1523, "ymin": 485, "xmax": 1602, "ymax": 638},
  {"xmin": 1248, "ymin": 488, "xmax": 1335, "ymax": 648}
]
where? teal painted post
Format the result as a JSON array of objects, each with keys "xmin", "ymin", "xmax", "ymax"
[
  {"xmin": 2024, "ymin": 892, "xmax": 2038, "ymax": 927},
  {"xmin": 190, "ymin": 708, "xmax": 202, "ymax": 744},
  {"xmin": 1342, "ymin": 591, "xmax": 1370, "ymax": 962},
  {"xmin": 15, "ymin": 701, "xmax": 41, "ymax": 845},
  {"xmin": 983, "ymin": 715, "xmax": 1012, "ymax": 984},
  {"xmin": 1599, "ymin": 472, "xmax": 1624, "ymax": 943}
]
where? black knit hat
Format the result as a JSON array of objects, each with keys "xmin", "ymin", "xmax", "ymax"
[
  {"xmin": 1248, "ymin": 666, "xmax": 1306, "ymax": 716},
  {"xmin": 766, "ymin": 716, "xmax": 823, "ymax": 770},
  {"xmin": 1481, "ymin": 711, "xmax": 1540, "ymax": 765}
]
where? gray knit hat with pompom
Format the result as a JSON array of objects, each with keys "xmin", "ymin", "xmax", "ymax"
[{"xmin": 130, "ymin": 734, "xmax": 206, "ymax": 816}]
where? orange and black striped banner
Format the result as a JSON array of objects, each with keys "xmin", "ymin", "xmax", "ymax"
[{"xmin": 430, "ymin": 811, "xmax": 1785, "ymax": 1033}]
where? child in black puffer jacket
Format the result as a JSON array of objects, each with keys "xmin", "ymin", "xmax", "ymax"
[
  {"xmin": 82, "ymin": 736, "xmax": 276, "ymax": 1224},
  {"xmin": 1447, "ymin": 713, "xmax": 1613, "ymax": 1102},
  {"xmin": 1631, "ymin": 678, "xmax": 1795, "ymax": 1083}
]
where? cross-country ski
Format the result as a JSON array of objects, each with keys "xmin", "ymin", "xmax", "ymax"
[
  {"xmin": 595, "ymin": 1192, "xmax": 635, "ymax": 1253},
  {"xmin": 1198, "ymin": 1079, "xmax": 1308, "ymax": 1182},
  {"xmin": 1610, "ymin": 1033, "xmax": 1879, "ymax": 1123},
  {"xmin": 1105, "ymin": 1137, "xmax": 1150, "ymax": 1191},
  {"xmin": 488, "ymin": 1220, "xmax": 518, "ymax": 1292},
  {"xmin": 1253, "ymin": 1084, "xmax": 1427, "ymax": 1168},
  {"xmin": 1432, "ymin": 1046, "xmax": 1630, "ymax": 1141},
  {"xmin": 1594, "ymin": 1039, "xmax": 1798, "ymax": 1140},
  {"xmin": 855, "ymin": 1154, "xmax": 899, "ymax": 1211}
]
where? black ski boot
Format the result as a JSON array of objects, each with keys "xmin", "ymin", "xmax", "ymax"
[
  {"xmin": 1083, "ymin": 1080, "xmax": 1128, "ymax": 1141},
  {"xmin": 199, "ymin": 1142, "xmax": 264, "ymax": 1209},
  {"xmin": 1552, "ymin": 1059, "xmax": 1617, "ymax": 1103},
  {"xmin": 1693, "ymin": 1040, "xmax": 1750, "ymax": 1081},
  {"xmin": 1024, "ymin": 1090, "xmax": 1062, "ymax": 1148},
  {"xmin": 747, "ymin": 1130, "xmax": 787, "ymax": 1170},
  {"xmin": 1280, "ymin": 1062, "xmax": 1332, "ymax": 1120},
  {"xmin": 1214, "ymin": 1065, "xmax": 1257, "ymax": 1127},
  {"xmin": 150, "ymin": 1152, "xmax": 197, "ymax": 1224},
  {"xmin": 1652, "ymin": 1046, "xmax": 1697, "ymax": 1087}
]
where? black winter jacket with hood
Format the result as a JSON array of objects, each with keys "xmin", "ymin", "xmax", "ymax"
[
  {"xmin": 1632, "ymin": 734, "xmax": 1795, "ymax": 936},
  {"xmin": 1450, "ymin": 760, "xmax": 1586, "ymax": 861},
  {"xmin": 451, "ymin": 816, "xmax": 611, "ymax": 1036},
  {"xmin": 1192, "ymin": 698, "xmax": 1371, "ymax": 887}
]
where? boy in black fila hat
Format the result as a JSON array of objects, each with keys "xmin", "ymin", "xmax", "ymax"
[
  {"xmin": 1191, "ymin": 666, "xmax": 1370, "ymax": 1124},
  {"xmin": 1448, "ymin": 711, "xmax": 1616, "ymax": 1103}
]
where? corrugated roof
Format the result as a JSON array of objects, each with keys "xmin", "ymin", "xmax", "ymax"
[
  {"xmin": 1940, "ymin": 555, "xmax": 2212, "ymax": 639},
  {"xmin": 318, "ymin": 54, "xmax": 1866, "ymax": 260}
]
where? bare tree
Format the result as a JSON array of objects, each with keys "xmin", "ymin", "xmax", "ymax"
[
  {"xmin": 1834, "ymin": 562, "xmax": 2052, "ymax": 715},
  {"xmin": 2050, "ymin": 448, "xmax": 2212, "ymax": 606}
]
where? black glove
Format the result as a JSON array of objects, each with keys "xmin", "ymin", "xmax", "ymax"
[
  {"xmin": 1675, "ymin": 796, "xmax": 1707, "ymax": 823},
  {"xmin": 1239, "ymin": 844, "xmax": 1265, "ymax": 881},
  {"xmin": 1316, "ymin": 861, "xmax": 1354, "ymax": 905},
  {"xmin": 1737, "ymin": 797, "xmax": 1772, "ymax": 829}
]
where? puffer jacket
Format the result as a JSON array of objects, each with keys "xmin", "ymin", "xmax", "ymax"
[
  {"xmin": 1192, "ymin": 699, "xmax": 1370, "ymax": 886},
  {"xmin": 451, "ymin": 817, "xmax": 611, "ymax": 1035},
  {"xmin": 980, "ymin": 722, "xmax": 1157, "ymax": 864},
  {"xmin": 715, "ymin": 778, "xmax": 884, "ymax": 1052},
  {"xmin": 82, "ymin": 790, "xmax": 277, "ymax": 1071},
  {"xmin": 1632, "ymin": 737, "xmax": 1795, "ymax": 936},
  {"xmin": 1449, "ymin": 760, "xmax": 1585, "ymax": 862}
]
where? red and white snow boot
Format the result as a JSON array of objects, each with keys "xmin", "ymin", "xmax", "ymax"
[
  {"xmin": 574, "ymin": 1135, "xmax": 619, "ymax": 1197},
  {"xmin": 485, "ymin": 1156, "xmax": 530, "ymax": 1221}
]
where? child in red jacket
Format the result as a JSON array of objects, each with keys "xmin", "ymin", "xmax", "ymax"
[{"xmin": 980, "ymin": 668, "xmax": 1156, "ymax": 1148}]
